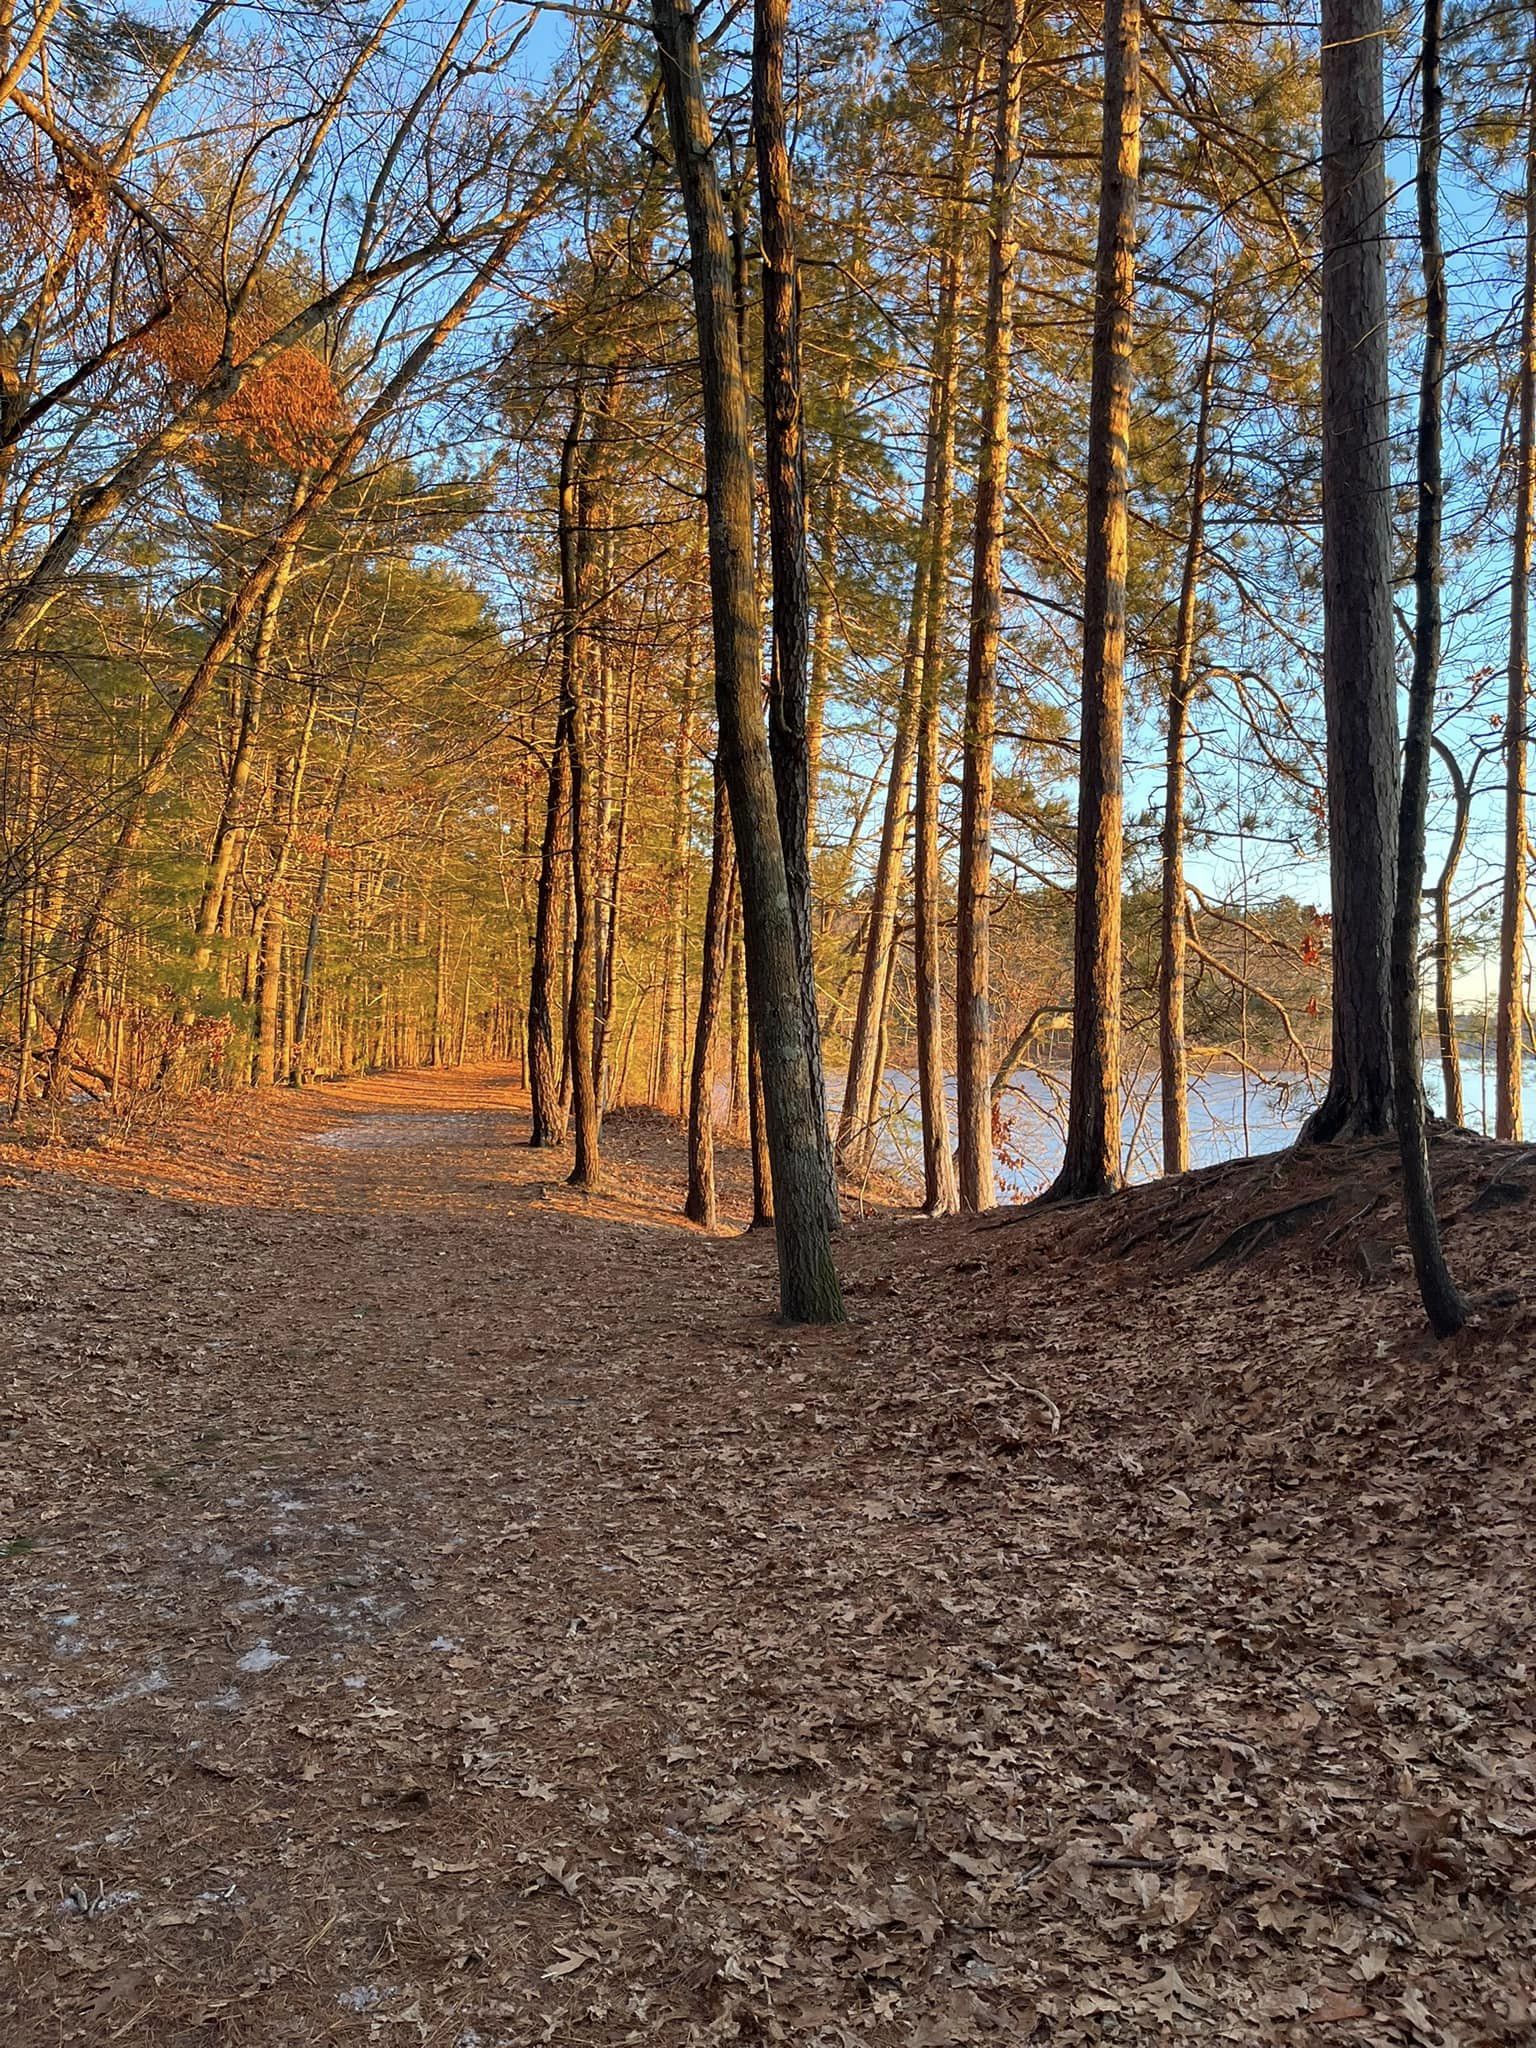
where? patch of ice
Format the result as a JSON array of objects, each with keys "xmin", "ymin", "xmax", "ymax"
[
  {"xmin": 342, "ymin": 1675, "xmax": 365, "ymax": 1689},
  {"xmin": 236, "ymin": 1584, "xmax": 305, "ymax": 1615},
  {"xmin": 235, "ymin": 1642, "xmax": 288, "ymax": 1675},
  {"xmin": 224, "ymin": 1565, "xmax": 278, "ymax": 1590},
  {"xmin": 101, "ymin": 1668, "xmax": 170, "ymax": 1709},
  {"xmin": 429, "ymin": 1636, "xmax": 460, "ymax": 1653},
  {"xmin": 202, "ymin": 1687, "xmax": 243, "ymax": 1713},
  {"xmin": 337, "ymin": 1984, "xmax": 394, "ymax": 2012}
]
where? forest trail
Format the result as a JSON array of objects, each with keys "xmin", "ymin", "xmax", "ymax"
[{"xmin": 2, "ymin": 1070, "xmax": 1534, "ymax": 2046}]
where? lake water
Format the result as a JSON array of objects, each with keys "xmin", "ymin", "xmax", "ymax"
[{"xmin": 854, "ymin": 1055, "xmax": 1536, "ymax": 1203}]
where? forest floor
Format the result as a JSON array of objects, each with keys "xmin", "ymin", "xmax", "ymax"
[{"xmin": 1, "ymin": 1066, "xmax": 1534, "ymax": 2048}]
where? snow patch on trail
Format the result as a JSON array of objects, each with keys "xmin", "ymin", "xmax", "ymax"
[{"xmin": 235, "ymin": 1642, "xmax": 287, "ymax": 1675}]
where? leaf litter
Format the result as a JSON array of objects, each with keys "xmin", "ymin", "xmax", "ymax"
[{"xmin": 0, "ymin": 1068, "xmax": 1532, "ymax": 2043}]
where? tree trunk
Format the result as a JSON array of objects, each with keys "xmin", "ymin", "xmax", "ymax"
[
  {"xmin": 527, "ymin": 400, "xmax": 587, "ymax": 1152},
  {"xmin": 912, "ymin": 130, "xmax": 972, "ymax": 1220},
  {"xmin": 591, "ymin": 527, "xmax": 618, "ymax": 1101},
  {"xmin": 653, "ymin": 0, "xmax": 842, "ymax": 1321},
  {"xmin": 293, "ymin": 683, "xmax": 365, "ymax": 1082},
  {"xmin": 1299, "ymin": 0, "xmax": 1400, "ymax": 1143},
  {"xmin": 658, "ymin": 688, "xmax": 695, "ymax": 1113},
  {"xmin": 527, "ymin": 709, "xmax": 572, "ymax": 1146},
  {"xmin": 1393, "ymin": 0, "xmax": 1466, "ymax": 1337},
  {"xmin": 46, "ymin": 545, "xmax": 288, "ymax": 1095},
  {"xmin": 955, "ymin": 0, "xmax": 1026, "ymax": 1214},
  {"xmin": 247, "ymin": 678, "xmax": 320, "ymax": 1087},
  {"xmin": 599, "ymin": 651, "xmax": 640, "ymax": 1110},
  {"xmin": 749, "ymin": 1026, "xmax": 774, "ymax": 1228},
  {"xmin": 685, "ymin": 761, "xmax": 736, "ymax": 1227},
  {"xmin": 192, "ymin": 535, "xmax": 300, "ymax": 975},
  {"xmin": 1046, "ymin": 0, "xmax": 1140, "ymax": 1201},
  {"xmin": 837, "ymin": 516, "xmax": 925, "ymax": 1180},
  {"xmin": 431, "ymin": 820, "xmax": 450, "ymax": 1067},
  {"xmin": 255, "ymin": 886, "xmax": 286, "ymax": 1087},
  {"xmin": 1497, "ymin": 47, "xmax": 1536, "ymax": 1142},
  {"xmin": 729, "ymin": 918, "xmax": 747, "ymax": 1130},
  {"xmin": 1158, "ymin": 299, "xmax": 1216, "ymax": 1178},
  {"xmin": 755, "ymin": 0, "xmax": 838, "ymax": 1232},
  {"xmin": 1430, "ymin": 735, "xmax": 1470, "ymax": 1127},
  {"xmin": 806, "ymin": 352, "xmax": 854, "ymax": 852},
  {"xmin": 565, "ymin": 381, "xmax": 611, "ymax": 1192}
]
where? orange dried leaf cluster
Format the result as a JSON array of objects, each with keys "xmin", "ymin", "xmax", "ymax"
[
  {"xmin": 53, "ymin": 145, "xmax": 110, "ymax": 248},
  {"xmin": 140, "ymin": 298, "xmax": 342, "ymax": 465},
  {"xmin": 0, "ymin": 138, "xmax": 112, "ymax": 260}
]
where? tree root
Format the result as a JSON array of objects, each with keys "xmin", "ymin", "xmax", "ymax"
[{"xmin": 1189, "ymin": 1194, "xmax": 1338, "ymax": 1271}]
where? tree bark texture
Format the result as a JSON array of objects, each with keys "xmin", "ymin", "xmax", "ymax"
[
  {"xmin": 1300, "ymin": 0, "xmax": 1400, "ymax": 1143},
  {"xmin": 955, "ymin": 0, "xmax": 1026, "ymax": 1214},
  {"xmin": 1046, "ymin": 0, "xmax": 1140, "ymax": 1200},
  {"xmin": 653, "ymin": 0, "xmax": 843, "ymax": 1321}
]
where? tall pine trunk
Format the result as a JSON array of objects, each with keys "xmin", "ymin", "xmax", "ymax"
[
  {"xmin": 1300, "ymin": 0, "xmax": 1399, "ymax": 1142},
  {"xmin": 837, "ymin": 489, "xmax": 929, "ymax": 1178},
  {"xmin": 652, "ymin": 0, "xmax": 843, "ymax": 1322},
  {"xmin": 755, "ymin": 0, "xmax": 838, "ymax": 1231},
  {"xmin": 1430, "ymin": 735, "xmax": 1470, "ymax": 1126},
  {"xmin": 912, "ymin": 100, "xmax": 975, "ymax": 1220},
  {"xmin": 1158, "ymin": 299, "xmax": 1216, "ymax": 1178},
  {"xmin": 526, "ymin": 401, "xmax": 582, "ymax": 1149},
  {"xmin": 1496, "ymin": 49, "xmax": 1536, "ymax": 1141},
  {"xmin": 1393, "ymin": 0, "xmax": 1466, "ymax": 1336},
  {"xmin": 955, "ymin": 0, "xmax": 1026, "ymax": 1214},
  {"xmin": 566, "ymin": 382, "xmax": 615, "ymax": 1192},
  {"xmin": 1046, "ymin": 0, "xmax": 1140, "ymax": 1201}
]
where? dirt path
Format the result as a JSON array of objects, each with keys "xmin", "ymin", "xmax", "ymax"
[{"xmin": 1, "ymin": 1069, "xmax": 1532, "ymax": 2046}]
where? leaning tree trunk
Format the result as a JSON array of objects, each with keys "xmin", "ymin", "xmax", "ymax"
[
  {"xmin": 955, "ymin": 0, "xmax": 1026, "ymax": 1214},
  {"xmin": 755, "ymin": 0, "xmax": 838, "ymax": 1231},
  {"xmin": 1299, "ymin": 0, "xmax": 1400, "ymax": 1143},
  {"xmin": 652, "ymin": 0, "xmax": 842, "ymax": 1322},
  {"xmin": 1496, "ymin": 47, "xmax": 1536, "ymax": 1142},
  {"xmin": 1393, "ymin": 0, "xmax": 1467, "ymax": 1336},
  {"xmin": 193, "ymin": 533, "xmax": 301, "ymax": 978},
  {"xmin": 1158, "ymin": 298, "xmax": 1216, "ymax": 1178},
  {"xmin": 44, "ymin": 544, "xmax": 290, "ymax": 1096},
  {"xmin": 1046, "ymin": 0, "xmax": 1140, "ymax": 1201}
]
